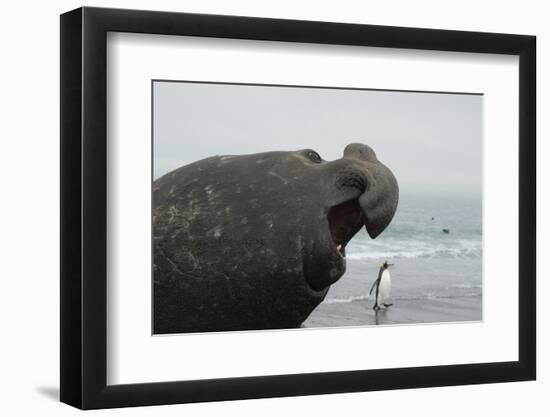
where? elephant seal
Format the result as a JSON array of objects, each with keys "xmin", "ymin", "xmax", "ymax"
[{"xmin": 153, "ymin": 143, "xmax": 398, "ymax": 333}]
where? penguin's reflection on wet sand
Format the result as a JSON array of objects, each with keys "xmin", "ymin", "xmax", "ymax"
[
  {"xmin": 374, "ymin": 308, "xmax": 388, "ymax": 325},
  {"xmin": 375, "ymin": 309, "xmax": 380, "ymax": 325}
]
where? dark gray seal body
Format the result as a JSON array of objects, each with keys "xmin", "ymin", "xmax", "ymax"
[{"xmin": 153, "ymin": 143, "xmax": 398, "ymax": 333}]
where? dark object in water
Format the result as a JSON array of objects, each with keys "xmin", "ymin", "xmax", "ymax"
[
  {"xmin": 431, "ymin": 217, "xmax": 434, "ymax": 221},
  {"xmin": 442, "ymin": 228, "xmax": 450, "ymax": 234}
]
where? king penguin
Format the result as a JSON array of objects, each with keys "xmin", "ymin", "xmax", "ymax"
[{"xmin": 369, "ymin": 261, "xmax": 394, "ymax": 311}]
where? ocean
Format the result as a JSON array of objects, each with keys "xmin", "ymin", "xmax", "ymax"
[{"xmin": 305, "ymin": 192, "xmax": 483, "ymax": 327}]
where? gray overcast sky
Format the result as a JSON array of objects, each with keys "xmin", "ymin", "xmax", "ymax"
[{"xmin": 153, "ymin": 81, "xmax": 482, "ymax": 195}]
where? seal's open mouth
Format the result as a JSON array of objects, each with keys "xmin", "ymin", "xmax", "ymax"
[{"xmin": 327, "ymin": 199, "xmax": 365, "ymax": 258}]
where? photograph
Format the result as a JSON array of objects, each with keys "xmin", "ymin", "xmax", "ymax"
[{"xmin": 152, "ymin": 80, "xmax": 483, "ymax": 335}]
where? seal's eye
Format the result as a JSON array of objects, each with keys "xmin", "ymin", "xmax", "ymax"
[{"xmin": 307, "ymin": 150, "xmax": 323, "ymax": 164}]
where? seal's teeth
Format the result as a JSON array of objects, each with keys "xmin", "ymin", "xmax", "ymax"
[{"xmin": 336, "ymin": 244, "xmax": 342, "ymax": 252}]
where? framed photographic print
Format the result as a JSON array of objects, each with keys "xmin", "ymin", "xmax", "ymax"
[{"xmin": 60, "ymin": 6, "xmax": 536, "ymax": 409}]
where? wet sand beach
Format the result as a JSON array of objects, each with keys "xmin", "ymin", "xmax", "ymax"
[
  {"xmin": 302, "ymin": 252, "xmax": 482, "ymax": 328},
  {"xmin": 304, "ymin": 295, "xmax": 482, "ymax": 327}
]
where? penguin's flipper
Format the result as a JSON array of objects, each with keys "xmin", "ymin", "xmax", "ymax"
[
  {"xmin": 383, "ymin": 303, "xmax": 393, "ymax": 308},
  {"xmin": 369, "ymin": 278, "xmax": 380, "ymax": 296},
  {"xmin": 370, "ymin": 267, "xmax": 385, "ymax": 296}
]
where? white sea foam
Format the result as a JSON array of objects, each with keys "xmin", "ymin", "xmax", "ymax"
[
  {"xmin": 324, "ymin": 295, "xmax": 371, "ymax": 304},
  {"xmin": 345, "ymin": 238, "xmax": 482, "ymax": 260},
  {"xmin": 450, "ymin": 283, "xmax": 482, "ymax": 289}
]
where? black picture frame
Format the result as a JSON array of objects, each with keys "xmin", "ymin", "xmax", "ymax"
[{"xmin": 60, "ymin": 6, "xmax": 536, "ymax": 410}]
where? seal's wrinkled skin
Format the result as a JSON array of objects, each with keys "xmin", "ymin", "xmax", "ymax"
[{"xmin": 153, "ymin": 143, "xmax": 398, "ymax": 333}]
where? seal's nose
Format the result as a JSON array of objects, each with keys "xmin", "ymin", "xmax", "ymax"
[{"xmin": 343, "ymin": 143, "xmax": 378, "ymax": 162}]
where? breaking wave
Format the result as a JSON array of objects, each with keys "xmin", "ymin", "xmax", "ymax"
[{"xmin": 345, "ymin": 238, "xmax": 482, "ymax": 260}]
